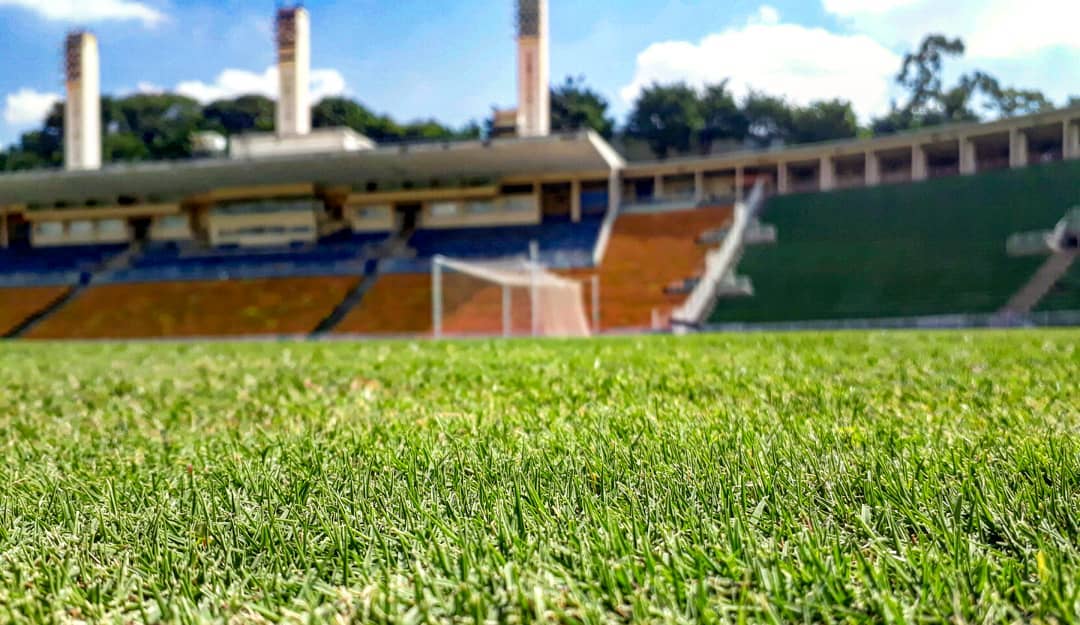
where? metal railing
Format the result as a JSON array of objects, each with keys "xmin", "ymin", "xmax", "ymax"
[{"xmin": 671, "ymin": 180, "xmax": 766, "ymax": 327}]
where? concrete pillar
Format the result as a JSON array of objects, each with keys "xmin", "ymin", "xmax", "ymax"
[
  {"xmin": 819, "ymin": 156, "xmax": 836, "ymax": 191},
  {"xmin": 865, "ymin": 151, "xmax": 881, "ymax": 187},
  {"xmin": 0, "ymin": 208, "xmax": 7, "ymax": 249},
  {"xmin": 608, "ymin": 170, "xmax": 621, "ymax": 213},
  {"xmin": 516, "ymin": 0, "xmax": 550, "ymax": 137},
  {"xmin": 912, "ymin": 144, "xmax": 928, "ymax": 181},
  {"xmin": 1009, "ymin": 129, "xmax": 1029, "ymax": 168},
  {"xmin": 1065, "ymin": 120, "xmax": 1080, "ymax": 160},
  {"xmin": 734, "ymin": 166, "xmax": 745, "ymax": 203},
  {"xmin": 275, "ymin": 7, "xmax": 311, "ymax": 137},
  {"xmin": 777, "ymin": 162, "xmax": 790, "ymax": 195},
  {"xmin": 693, "ymin": 170, "xmax": 705, "ymax": 204},
  {"xmin": 64, "ymin": 31, "xmax": 102, "ymax": 171},
  {"xmin": 959, "ymin": 137, "xmax": 977, "ymax": 175},
  {"xmin": 570, "ymin": 179, "xmax": 581, "ymax": 223},
  {"xmin": 653, "ymin": 174, "xmax": 665, "ymax": 200}
]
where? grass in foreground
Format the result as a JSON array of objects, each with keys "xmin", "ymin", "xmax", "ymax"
[{"xmin": 0, "ymin": 331, "xmax": 1077, "ymax": 623}]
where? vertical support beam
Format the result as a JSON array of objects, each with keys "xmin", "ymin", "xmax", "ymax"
[
  {"xmin": 1009, "ymin": 128, "xmax": 1029, "ymax": 168},
  {"xmin": 1065, "ymin": 119, "xmax": 1080, "ymax": 160},
  {"xmin": 653, "ymin": 174, "xmax": 665, "ymax": 200},
  {"xmin": 911, "ymin": 144, "xmax": 928, "ymax": 181},
  {"xmin": 734, "ymin": 167, "xmax": 745, "ymax": 203},
  {"xmin": 432, "ymin": 258, "xmax": 443, "ymax": 339},
  {"xmin": 529, "ymin": 240, "xmax": 540, "ymax": 337},
  {"xmin": 608, "ymin": 170, "xmax": 621, "ymax": 213},
  {"xmin": 819, "ymin": 156, "xmax": 836, "ymax": 192},
  {"xmin": 502, "ymin": 285, "xmax": 511, "ymax": 338},
  {"xmin": 570, "ymin": 179, "xmax": 582, "ymax": 223},
  {"xmin": 865, "ymin": 151, "xmax": 881, "ymax": 187},
  {"xmin": 776, "ymin": 162, "xmax": 790, "ymax": 195},
  {"xmin": 693, "ymin": 170, "xmax": 705, "ymax": 204},
  {"xmin": 959, "ymin": 137, "xmax": 977, "ymax": 175},
  {"xmin": 591, "ymin": 274, "xmax": 600, "ymax": 334},
  {"xmin": 0, "ymin": 208, "xmax": 7, "ymax": 249}
]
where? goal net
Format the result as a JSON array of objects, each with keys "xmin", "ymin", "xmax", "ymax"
[{"xmin": 432, "ymin": 255, "xmax": 591, "ymax": 338}]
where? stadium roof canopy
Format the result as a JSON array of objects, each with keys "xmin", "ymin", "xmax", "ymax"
[{"xmin": 0, "ymin": 131, "xmax": 624, "ymax": 206}]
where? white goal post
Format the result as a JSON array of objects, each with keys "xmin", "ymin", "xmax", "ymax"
[{"xmin": 431, "ymin": 252, "xmax": 593, "ymax": 339}]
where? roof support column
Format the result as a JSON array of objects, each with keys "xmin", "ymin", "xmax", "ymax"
[
  {"xmin": 959, "ymin": 137, "xmax": 976, "ymax": 175},
  {"xmin": 912, "ymin": 144, "xmax": 928, "ymax": 181},
  {"xmin": 819, "ymin": 156, "xmax": 835, "ymax": 192},
  {"xmin": 653, "ymin": 174, "xmax": 664, "ymax": 200},
  {"xmin": 735, "ymin": 166, "xmax": 745, "ymax": 204},
  {"xmin": 608, "ymin": 170, "xmax": 621, "ymax": 214},
  {"xmin": 1009, "ymin": 128, "xmax": 1029, "ymax": 168},
  {"xmin": 865, "ymin": 151, "xmax": 881, "ymax": 187},
  {"xmin": 570, "ymin": 179, "xmax": 581, "ymax": 223},
  {"xmin": 1065, "ymin": 119, "xmax": 1080, "ymax": 160},
  {"xmin": 0, "ymin": 208, "xmax": 7, "ymax": 249},
  {"xmin": 777, "ymin": 162, "xmax": 790, "ymax": 194},
  {"xmin": 693, "ymin": 170, "xmax": 705, "ymax": 204}
]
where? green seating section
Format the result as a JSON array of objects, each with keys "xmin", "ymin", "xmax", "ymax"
[{"xmin": 711, "ymin": 160, "xmax": 1080, "ymax": 323}]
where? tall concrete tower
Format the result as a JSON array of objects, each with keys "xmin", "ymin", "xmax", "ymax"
[
  {"xmin": 64, "ymin": 31, "xmax": 101, "ymax": 171},
  {"xmin": 276, "ymin": 5, "xmax": 311, "ymax": 137},
  {"xmin": 516, "ymin": 0, "xmax": 550, "ymax": 137}
]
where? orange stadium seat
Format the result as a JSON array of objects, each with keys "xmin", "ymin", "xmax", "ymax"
[
  {"xmin": 0, "ymin": 286, "xmax": 71, "ymax": 336},
  {"xmin": 26, "ymin": 277, "xmax": 358, "ymax": 340}
]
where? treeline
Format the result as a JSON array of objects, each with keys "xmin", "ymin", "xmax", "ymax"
[{"xmin": 1, "ymin": 34, "xmax": 1073, "ymax": 171}]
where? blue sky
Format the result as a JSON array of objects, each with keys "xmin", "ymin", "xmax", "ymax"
[{"xmin": 1, "ymin": 0, "xmax": 1077, "ymax": 146}]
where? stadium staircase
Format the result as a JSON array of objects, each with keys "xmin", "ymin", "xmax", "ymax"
[
  {"xmin": 1000, "ymin": 252, "xmax": 1077, "ymax": 315},
  {"xmin": 0, "ymin": 286, "xmax": 73, "ymax": 338}
]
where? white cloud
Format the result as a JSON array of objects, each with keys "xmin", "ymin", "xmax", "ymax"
[
  {"xmin": 3, "ymin": 88, "xmax": 61, "ymax": 127},
  {"xmin": 175, "ymin": 67, "xmax": 348, "ymax": 104},
  {"xmin": 619, "ymin": 9, "xmax": 901, "ymax": 121},
  {"xmin": 824, "ymin": 0, "xmax": 1080, "ymax": 58},
  {"xmin": 0, "ymin": 0, "xmax": 165, "ymax": 26}
]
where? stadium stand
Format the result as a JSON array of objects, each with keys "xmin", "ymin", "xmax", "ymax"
[
  {"xmin": 583, "ymin": 205, "xmax": 734, "ymax": 329},
  {"xmin": 0, "ymin": 286, "xmax": 71, "ymax": 336},
  {"xmin": 335, "ymin": 206, "xmax": 732, "ymax": 335},
  {"xmin": 105, "ymin": 233, "xmax": 386, "ymax": 283},
  {"xmin": 26, "ymin": 277, "xmax": 359, "ymax": 339},
  {"xmin": 0, "ymin": 243, "xmax": 125, "ymax": 287},
  {"xmin": 710, "ymin": 159, "xmax": 1080, "ymax": 323}
]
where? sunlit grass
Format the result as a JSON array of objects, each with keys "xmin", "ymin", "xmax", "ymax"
[{"xmin": 0, "ymin": 331, "xmax": 1077, "ymax": 623}]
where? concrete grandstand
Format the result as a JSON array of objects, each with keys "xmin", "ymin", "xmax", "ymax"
[{"xmin": 1, "ymin": 2, "xmax": 1078, "ymax": 339}]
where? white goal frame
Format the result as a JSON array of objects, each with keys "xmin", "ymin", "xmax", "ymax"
[{"xmin": 431, "ymin": 244, "xmax": 597, "ymax": 339}]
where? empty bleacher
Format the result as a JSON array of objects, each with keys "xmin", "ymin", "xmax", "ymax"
[
  {"xmin": 0, "ymin": 244, "xmax": 125, "ymax": 287},
  {"xmin": 0, "ymin": 286, "xmax": 71, "ymax": 336},
  {"xmin": 26, "ymin": 277, "xmax": 359, "ymax": 339},
  {"xmin": 710, "ymin": 159, "xmax": 1080, "ymax": 323},
  {"xmin": 336, "ymin": 207, "xmax": 731, "ymax": 335},
  {"xmin": 383, "ymin": 215, "xmax": 604, "ymax": 273},
  {"xmin": 105, "ymin": 232, "xmax": 387, "ymax": 283}
]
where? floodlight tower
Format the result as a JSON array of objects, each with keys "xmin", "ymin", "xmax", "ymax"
[
  {"xmin": 64, "ymin": 31, "xmax": 101, "ymax": 171},
  {"xmin": 516, "ymin": 0, "xmax": 550, "ymax": 137},
  {"xmin": 276, "ymin": 4, "xmax": 311, "ymax": 137}
]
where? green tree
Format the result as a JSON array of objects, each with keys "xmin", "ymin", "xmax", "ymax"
[
  {"xmin": 312, "ymin": 97, "xmax": 404, "ymax": 141},
  {"xmin": 104, "ymin": 93, "xmax": 203, "ymax": 160},
  {"xmin": 790, "ymin": 99, "xmax": 858, "ymax": 144},
  {"xmin": 625, "ymin": 83, "xmax": 703, "ymax": 159},
  {"xmin": 742, "ymin": 91, "xmax": 795, "ymax": 148},
  {"xmin": 551, "ymin": 76, "xmax": 615, "ymax": 138},
  {"xmin": 202, "ymin": 95, "xmax": 275, "ymax": 135},
  {"xmin": 698, "ymin": 81, "xmax": 748, "ymax": 154}
]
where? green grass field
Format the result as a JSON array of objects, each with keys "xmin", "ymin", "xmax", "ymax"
[{"xmin": 1, "ymin": 332, "xmax": 1078, "ymax": 623}]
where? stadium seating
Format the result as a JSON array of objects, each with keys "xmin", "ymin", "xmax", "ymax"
[
  {"xmin": 26, "ymin": 277, "xmax": 359, "ymax": 339},
  {"xmin": 0, "ymin": 286, "xmax": 70, "ymax": 336},
  {"xmin": 105, "ymin": 233, "xmax": 387, "ymax": 283},
  {"xmin": 580, "ymin": 205, "xmax": 734, "ymax": 329},
  {"xmin": 383, "ymin": 215, "xmax": 604, "ymax": 273},
  {"xmin": 0, "ymin": 244, "xmax": 125, "ymax": 287},
  {"xmin": 337, "ymin": 206, "xmax": 732, "ymax": 334},
  {"xmin": 710, "ymin": 159, "xmax": 1080, "ymax": 323}
]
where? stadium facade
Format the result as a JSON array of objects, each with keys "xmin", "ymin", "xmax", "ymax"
[{"xmin": 0, "ymin": 1, "xmax": 1078, "ymax": 339}]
